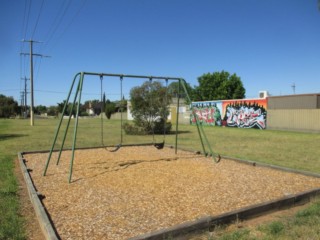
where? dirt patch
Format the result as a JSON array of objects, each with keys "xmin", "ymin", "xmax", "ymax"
[
  {"xmin": 22, "ymin": 146, "xmax": 320, "ymax": 239},
  {"xmin": 15, "ymin": 158, "xmax": 44, "ymax": 240}
]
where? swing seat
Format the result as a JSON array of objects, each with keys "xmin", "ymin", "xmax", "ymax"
[
  {"xmin": 154, "ymin": 141, "xmax": 165, "ymax": 150},
  {"xmin": 105, "ymin": 144, "xmax": 122, "ymax": 152}
]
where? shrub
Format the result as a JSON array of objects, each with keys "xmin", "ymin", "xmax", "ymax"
[
  {"xmin": 123, "ymin": 120, "xmax": 172, "ymax": 135},
  {"xmin": 153, "ymin": 119, "xmax": 172, "ymax": 134},
  {"xmin": 123, "ymin": 122, "xmax": 148, "ymax": 135}
]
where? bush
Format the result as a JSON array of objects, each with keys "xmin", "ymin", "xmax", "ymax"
[
  {"xmin": 123, "ymin": 122, "xmax": 148, "ymax": 135},
  {"xmin": 153, "ymin": 119, "xmax": 172, "ymax": 134},
  {"xmin": 105, "ymin": 101, "xmax": 116, "ymax": 119},
  {"xmin": 80, "ymin": 111, "xmax": 89, "ymax": 117},
  {"xmin": 123, "ymin": 120, "xmax": 172, "ymax": 135}
]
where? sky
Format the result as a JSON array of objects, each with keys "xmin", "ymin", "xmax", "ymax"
[{"xmin": 1, "ymin": 0, "xmax": 320, "ymax": 107}]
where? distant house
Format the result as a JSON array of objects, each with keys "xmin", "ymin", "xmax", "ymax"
[{"xmin": 86, "ymin": 102, "xmax": 95, "ymax": 116}]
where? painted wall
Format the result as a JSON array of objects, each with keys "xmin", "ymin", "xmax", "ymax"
[
  {"xmin": 222, "ymin": 99, "xmax": 267, "ymax": 129},
  {"xmin": 191, "ymin": 101, "xmax": 223, "ymax": 126},
  {"xmin": 191, "ymin": 99, "xmax": 267, "ymax": 129}
]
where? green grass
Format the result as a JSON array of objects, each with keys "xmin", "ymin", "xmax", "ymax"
[
  {"xmin": 209, "ymin": 198, "xmax": 320, "ymax": 240},
  {"xmin": 0, "ymin": 118, "xmax": 320, "ymax": 239}
]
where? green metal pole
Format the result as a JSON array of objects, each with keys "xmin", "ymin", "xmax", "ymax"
[
  {"xmin": 56, "ymin": 81, "xmax": 81, "ymax": 165},
  {"xmin": 192, "ymin": 108, "xmax": 207, "ymax": 154},
  {"xmin": 180, "ymin": 79, "xmax": 219, "ymax": 161},
  {"xmin": 43, "ymin": 72, "xmax": 81, "ymax": 176},
  {"xmin": 69, "ymin": 72, "xmax": 85, "ymax": 183},
  {"xmin": 180, "ymin": 79, "xmax": 206, "ymax": 155},
  {"xmin": 174, "ymin": 79, "xmax": 181, "ymax": 154},
  {"xmin": 120, "ymin": 76, "xmax": 123, "ymax": 144}
]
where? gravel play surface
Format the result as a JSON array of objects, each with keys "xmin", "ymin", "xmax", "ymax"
[{"xmin": 23, "ymin": 146, "xmax": 320, "ymax": 239}]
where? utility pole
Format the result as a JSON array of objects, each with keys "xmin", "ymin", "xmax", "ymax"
[
  {"xmin": 21, "ymin": 39, "xmax": 50, "ymax": 126},
  {"xmin": 21, "ymin": 76, "xmax": 29, "ymax": 118},
  {"xmin": 291, "ymin": 83, "xmax": 296, "ymax": 94},
  {"xmin": 20, "ymin": 91, "xmax": 24, "ymax": 116}
]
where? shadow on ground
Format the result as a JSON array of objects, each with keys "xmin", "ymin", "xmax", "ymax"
[{"xmin": 0, "ymin": 134, "xmax": 28, "ymax": 141}]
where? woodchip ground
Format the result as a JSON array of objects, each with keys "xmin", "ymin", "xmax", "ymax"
[{"xmin": 23, "ymin": 146, "xmax": 320, "ymax": 239}]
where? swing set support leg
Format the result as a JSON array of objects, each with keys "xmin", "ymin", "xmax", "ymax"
[
  {"xmin": 174, "ymin": 79, "xmax": 181, "ymax": 154},
  {"xmin": 43, "ymin": 73, "xmax": 81, "ymax": 176},
  {"xmin": 56, "ymin": 80, "xmax": 81, "ymax": 165},
  {"xmin": 180, "ymin": 79, "xmax": 220, "ymax": 162},
  {"xmin": 69, "ymin": 72, "xmax": 85, "ymax": 183}
]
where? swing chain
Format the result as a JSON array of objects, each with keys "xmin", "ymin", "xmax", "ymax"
[{"xmin": 100, "ymin": 75, "xmax": 104, "ymax": 146}]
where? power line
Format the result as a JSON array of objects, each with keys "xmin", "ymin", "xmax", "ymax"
[
  {"xmin": 44, "ymin": 0, "xmax": 72, "ymax": 47},
  {"xmin": 33, "ymin": 56, "xmax": 43, "ymax": 83},
  {"xmin": 48, "ymin": 0, "xmax": 87, "ymax": 52},
  {"xmin": 31, "ymin": 0, "xmax": 45, "ymax": 39},
  {"xmin": 23, "ymin": 0, "xmax": 32, "ymax": 40},
  {"xmin": 0, "ymin": 89, "xmax": 21, "ymax": 92},
  {"xmin": 33, "ymin": 89, "xmax": 125, "ymax": 96},
  {"xmin": 20, "ymin": 0, "xmax": 29, "ymax": 54}
]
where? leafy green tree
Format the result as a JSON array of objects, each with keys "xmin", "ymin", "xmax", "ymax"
[
  {"xmin": 90, "ymin": 99, "xmax": 101, "ymax": 115},
  {"xmin": 168, "ymin": 81, "xmax": 195, "ymax": 103},
  {"xmin": 118, "ymin": 97, "xmax": 127, "ymax": 112},
  {"xmin": 34, "ymin": 105, "xmax": 47, "ymax": 115},
  {"xmin": 105, "ymin": 100, "xmax": 116, "ymax": 119},
  {"xmin": 194, "ymin": 71, "xmax": 245, "ymax": 101},
  {"xmin": 47, "ymin": 106, "xmax": 59, "ymax": 116},
  {"xmin": 129, "ymin": 81, "xmax": 172, "ymax": 134},
  {"xmin": 57, "ymin": 100, "xmax": 78, "ymax": 116},
  {"xmin": 0, "ymin": 94, "xmax": 19, "ymax": 118}
]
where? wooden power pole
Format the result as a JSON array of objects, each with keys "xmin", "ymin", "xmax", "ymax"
[{"xmin": 21, "ymin": 39, "xmax": 50, "ymax": 126}]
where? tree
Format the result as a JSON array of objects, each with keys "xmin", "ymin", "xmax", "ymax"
[
  {"xmin": 47, "ymin": 106, "xmax": 59, "ymax": 116},
  {"xmin": 168, "ymin": 81, "xmax": 195, "ymax": 103},
  {"xmin": 57, "ymin": 100, "xmax": 79, "ymax": 116},
  {"xmin": 194, "ymin": 71, "xmax": 245, "ymax": 101},
  {"xmin": 128, "ymin": 81, "xmax": 172, "ymax": 134},
  {"xmin": 90, "ymin": 99, "xmax": 102, "ymax": 115},
  {"xmin": 0, "ymin": 94, "xmax": 19, "ymax": 118},
  {"xmin": 105, "ymin": 100, "xmax": 116, "ymax": 119},
  {"xmin": 34, "ymin": 105, "xmax": 47, "ymax": 115}
]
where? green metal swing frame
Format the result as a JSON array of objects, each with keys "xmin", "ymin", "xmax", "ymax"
[{"xmin": 43, "ymin": 71, "xmax": 220, "ymax": 183}]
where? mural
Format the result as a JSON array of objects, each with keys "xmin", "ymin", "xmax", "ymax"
[
  {"xmin": 222, "ymin": 99, "xmax": 267, "ymax": 129},
  {"xmin": 190, "ymin": 101, "xmax": 223, "ymax": 126},
  {"xmin": 190, "ymin": 99, "xmax": 267, "ymax": 129}
]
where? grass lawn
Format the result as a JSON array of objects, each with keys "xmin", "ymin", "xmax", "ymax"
[{"xmin": 0, "ymin": 118, "xmax": 320, "ymax": 239}]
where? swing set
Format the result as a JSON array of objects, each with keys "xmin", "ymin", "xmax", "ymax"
[{"xmin": 43, "ymin": 72, "xmax": 220, "ymax": 183}]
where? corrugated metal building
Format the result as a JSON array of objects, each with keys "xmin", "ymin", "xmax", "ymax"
[{"xmin": 267, "ymin": 93, "xmax": 320, "ymax": 132}]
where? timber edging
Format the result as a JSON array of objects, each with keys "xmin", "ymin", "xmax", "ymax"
[{"xmin": 18, "ymin": 152, "xmax": 59, "ymax": 240}]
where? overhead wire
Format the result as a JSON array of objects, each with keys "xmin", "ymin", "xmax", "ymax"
[
  {"xmin": 18, "ymin": 0, "xmax": 87, "ymax": 107},
  {"xmin": 22, "ymin": 0, "xmax": 32, "ymax": 40},
  {"xmin": 31, "ymin": 0, "xmax": 45, "ymax": 39},
  {"xmin": 20, "ymin": 0, "xmax": 32, "ymax": 105},
  {"xmin": 42, "ymin": 0, "xmax": 72, "ymax": 50},
  {"xmin": 48, "ymin": 0, "xmax": 87, "ymax": 52},
  {"xmin": 20, "ymin": 0, "xmax": 28, "ymax": 54}
]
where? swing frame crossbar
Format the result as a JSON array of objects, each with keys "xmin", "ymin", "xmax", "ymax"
[{"xmin": 43, "ymin": 71, "xmax": 219, "ymax": 183}]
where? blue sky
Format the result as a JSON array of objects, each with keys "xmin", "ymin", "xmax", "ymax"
[{"xmin": 1, "ymin": 0, "xmax": 320, "ymax": 106}]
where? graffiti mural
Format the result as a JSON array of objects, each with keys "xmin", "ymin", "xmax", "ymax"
[
  {"xmin": 190, "ymin": 101, "xmax": 223, "ymax": 126},
  {"xmin": 222, "ymin": 99, "xmax": 267, "ymax": 129}
]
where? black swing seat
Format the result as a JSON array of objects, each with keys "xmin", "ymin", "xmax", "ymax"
[
  {"xmin": 154, "ymin": 141, "xmax": 165, "ymax": 150},
  {"xmin": 105, "ymin": 144, "xmax": 122, "ymax": 152}
]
